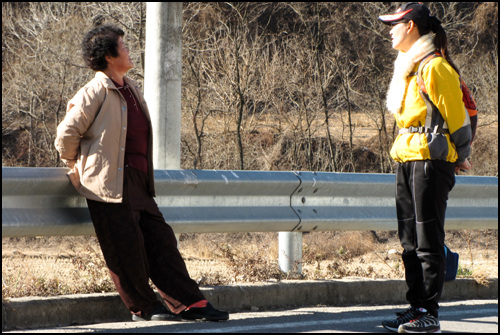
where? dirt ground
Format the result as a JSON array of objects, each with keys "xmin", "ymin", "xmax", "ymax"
[{"xmin": 2, "ymin": 230, "xmax": 497, "ymax": 299}]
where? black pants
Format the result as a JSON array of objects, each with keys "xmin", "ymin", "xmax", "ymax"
[
  {"xmin": 396, "ymin": 160, "xmax": 455, "ymax": 317},
  {"xmin": 86, "ymin": 166, "xmax": 205, "ymax": 318}
]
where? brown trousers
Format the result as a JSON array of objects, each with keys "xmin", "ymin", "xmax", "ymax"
[{"xmin": 86, "ymin": 166, "xmax": 205, "ymax": 317}]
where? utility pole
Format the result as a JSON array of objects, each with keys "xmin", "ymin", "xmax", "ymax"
[{"xmin": 144, "ymin": 2, "xmax": 182, "ymax": 170}]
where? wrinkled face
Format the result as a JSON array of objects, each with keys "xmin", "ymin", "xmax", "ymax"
[
  {"xmin": 390, "ymin": 22, "xmax": 411, "ymax": 52},
  {"xmin": 108, "ymin": 36, "xmax": 134, "ymax": 72}
]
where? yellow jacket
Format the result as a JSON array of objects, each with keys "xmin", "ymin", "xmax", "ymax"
[
  {"xmin": 390, "ymin": 56, "xmax": 471, "ymax": 164},
  {"xmin": 55, "ymin": 72, "xmax": 155, "ymax": 203}
]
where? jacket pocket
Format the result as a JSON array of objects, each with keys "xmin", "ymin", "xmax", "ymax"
[{"xmin": 426, "ymin": 134, "xmax": 449, "ymax": 160}]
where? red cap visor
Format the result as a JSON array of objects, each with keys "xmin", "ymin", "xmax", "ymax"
[{"xmin": 379, "ymin": 8, "xmax": 413, "ymax": 23}]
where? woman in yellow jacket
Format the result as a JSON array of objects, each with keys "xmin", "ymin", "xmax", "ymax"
[{"xmin": 378, "ymin": 3, "xmax": 472, "ymax": 333}]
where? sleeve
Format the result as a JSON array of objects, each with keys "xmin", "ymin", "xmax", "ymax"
[
  {"xmin": 54, "ymin": 85, "xmax": 103, "ymax": 165},
  {"xmin": 424, "ymin": 58, "xmax": 471, "ymax": 163}
]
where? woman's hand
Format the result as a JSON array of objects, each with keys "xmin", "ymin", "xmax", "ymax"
[
  {"xmin": 64, "ymin": 160, "xmax": 81, "ymax": 189},
  {"xmin": 455, "ymin": 159, "xmax": 472, "ymax": 174}
]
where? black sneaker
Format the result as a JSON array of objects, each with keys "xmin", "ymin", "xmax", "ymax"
[
  {"xmin": 398, "ymin": 308, "xmax": 441, "ymax": 333},
  {"xmin": 382, "ymin": 306, "xmax": 419, "ymax": 332},
  {"xmin": 132, "ymin": 306, "xmax": 182, "ymax": 322},
  {"xmin": 180, "ymin": 302, "xmax": 229, "ymax": 321}
]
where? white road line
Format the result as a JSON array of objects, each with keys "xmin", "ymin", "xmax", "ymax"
[{"xmin": 174, "ymin": 308, "xmax": 498, "ymax": 333}]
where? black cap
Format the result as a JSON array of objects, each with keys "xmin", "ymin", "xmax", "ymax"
[{"xmin": 379, "ymin": 2, "xmax": 431, "ymax": 28}]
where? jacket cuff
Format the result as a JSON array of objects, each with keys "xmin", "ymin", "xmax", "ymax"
[{"xmin": 62, "ymin": 159, "xmax": 77, "ymax": 168}]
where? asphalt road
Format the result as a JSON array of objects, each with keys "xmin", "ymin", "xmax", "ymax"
[{"xmin": 5, "ymin": 299, "xmax": 497, "ymax": 333}]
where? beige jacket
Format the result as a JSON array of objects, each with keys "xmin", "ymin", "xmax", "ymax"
[{"xmin": 55, "ymin": 72, "xmax": 155, "ymax": 203}]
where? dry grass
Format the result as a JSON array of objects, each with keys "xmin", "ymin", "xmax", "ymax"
[
  {"xmin": 2, "ymin": 236, "xmax": 114, "ymax": 298},
  {"xmin": 2, "ymin": 230, "xmax": 497, "ymax": 300}
]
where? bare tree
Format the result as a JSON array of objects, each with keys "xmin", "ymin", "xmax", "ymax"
[
  {"xmin": 3, "ymin": 2, "xmax": 497, "ymax": 176},
  {"xmin": 2, "ymin": 2, "xmax": 146, "ymax": 167}
]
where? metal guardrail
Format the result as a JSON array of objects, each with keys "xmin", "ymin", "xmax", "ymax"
[
  {"xmin": 292, "ymin": 171, "xmax": 498, "ymax": 231},
  {"xmin": 2, "ymin": 167, "xmax": 498, "ymax": 238}
]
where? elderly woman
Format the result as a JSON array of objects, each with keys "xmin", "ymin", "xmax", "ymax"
[
  {"xmin": 55, "ymin": 24, "xmax": 228, "ymax": 322},
  {"xmin": 378, "ymin": 3, "xmax": 471, "ymax": 333}
]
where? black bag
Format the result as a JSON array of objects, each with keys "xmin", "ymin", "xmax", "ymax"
[{"xmin": 444, "ymin": 244, "xmax": 459, "ymax": 281}]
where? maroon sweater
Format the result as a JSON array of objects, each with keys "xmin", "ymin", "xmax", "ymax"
[{"xmin": 112, "ymin": 79, "xmax": 149, "ymax": 174}]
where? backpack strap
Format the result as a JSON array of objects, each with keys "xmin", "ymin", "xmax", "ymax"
[
  {"xmin": 413, "ymin": 51, "xmax": 449, "ymax": 134},
  {"xmin": 416, "ymin": 51, "xmax": 441, "ymax": 94}
]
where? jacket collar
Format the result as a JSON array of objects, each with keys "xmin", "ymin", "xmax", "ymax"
[
  {"xmin": 94, "ymin": 71, "xmax": 131, "ymax": 90},
  {"xmin": 386, "ymin": 34, "xmax": 435, "ymax": 114}
]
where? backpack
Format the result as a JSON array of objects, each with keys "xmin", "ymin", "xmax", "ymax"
[{"xmin": 416, "ymin": 51, "xmax": 478, "ymax": 143}]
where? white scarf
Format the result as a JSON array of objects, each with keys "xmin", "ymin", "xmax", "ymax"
[{"xmin": 386, "ymin": 34, "xmax": 436, "ymax": 114}]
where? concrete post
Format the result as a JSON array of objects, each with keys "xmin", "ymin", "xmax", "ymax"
[
  {"xmin": 144, "ymin": 3, "xmax": 182, "ymax": 244},
  {"xmin": 144, "ymin": 2, "xmax": 182, "ymax": 170},
  {"xmin": 279, "ymin": 232, "xmax": 303, "ymax": 274}
]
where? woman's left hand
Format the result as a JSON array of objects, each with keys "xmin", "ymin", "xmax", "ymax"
[{"xmin": 455, "ymin": 159, "xmax": 472, "ymax": 174}]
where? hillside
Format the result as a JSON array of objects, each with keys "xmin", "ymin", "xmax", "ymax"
[{"xmin": 2, "ymin": 2, "xmax": 498, "ymax": 175}]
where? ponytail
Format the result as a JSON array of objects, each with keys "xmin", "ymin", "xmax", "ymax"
[
  {"xmin": 416, "ymin": 16, "xmax": 461, "ymax": 76},
  {"xmin": 430, "ymin": 17, "xmax": 461, "ymax": 76}
]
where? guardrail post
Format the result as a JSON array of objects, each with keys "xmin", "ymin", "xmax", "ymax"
[{"xmin": 279, "ymin": 231, "xmax": 302, "ymax": 274}]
